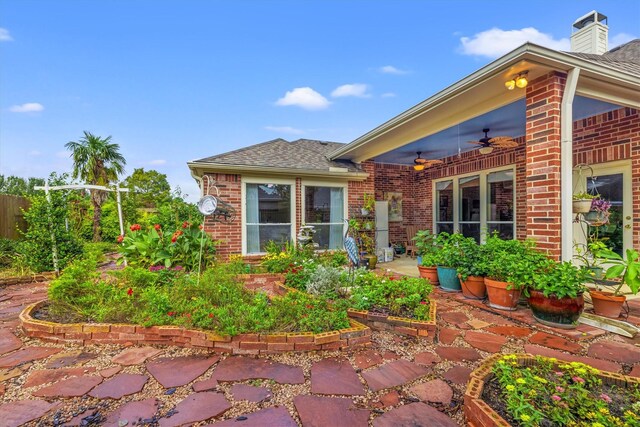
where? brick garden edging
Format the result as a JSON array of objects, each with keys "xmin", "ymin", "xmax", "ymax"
[
  {"xmin": 0, "ymin": 272, "xmax": 56, "ymax": 287},
  {"xmin": 347, "ymin": 301, "xmax": 437, "ymax": 338},
  {"xmin": 19, "ymin": 300, "xmax": 372, "ymax": 354},
  {"xmin": 464, "ymin": 353, "xmax": 640, "ymax": 427}
]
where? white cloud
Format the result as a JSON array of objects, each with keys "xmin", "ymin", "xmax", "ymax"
[
  {"xmin": 379, "ymin": 65, "xmax": 409, "ymax": 75},
  {"xmin": 28, "ymin": 150, "xmax": 42, "ymax": 156},
  {"xmin": 275, "ymin": 87, "xmax": 330, "ymax": 110},
  {"xmin": 381, "ymin": 92, "xmax": 396, "ymax": 98},
  {"xmin": 610, "ymin": 33, "xmax": 636, "ymax": 48},
  {"xmin": 265, "ymin": 126, "xmax": 304, "ymax": 135},
  {"xmin": 0, "ymin": 28, "xmax": 13, "ymax": 42},
  {"xmin": 149, "ymin": 159, "xmax": 167, "ymax": 166},
  {"xmin": 9, "ymin": 102, "xmax": 44, "ymax": 113},
  {"xmin": 331, "ymin": 83, "xmax": 371, "ymax": 98},
  {"xmin": 460, "ymin": 27, "xmax": 570, "ymax": 58}
]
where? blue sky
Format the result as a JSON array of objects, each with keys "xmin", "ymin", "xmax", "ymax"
[{"xmin": 1, "ymin": 0, "xmax": 638, "ymax": 201}]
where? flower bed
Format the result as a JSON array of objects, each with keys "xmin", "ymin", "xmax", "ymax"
[
  {"xmin": 20, "ymin": 300, "xmax": 371, "ymax": 353},
  {"xmin": 465, "ymin": 354, "xmax": 640, "ymax": 427}
]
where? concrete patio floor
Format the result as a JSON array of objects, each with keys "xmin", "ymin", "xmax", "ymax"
[{"xmin": 1, "ymin": 275, "xmax": 639, "ymax": 426}]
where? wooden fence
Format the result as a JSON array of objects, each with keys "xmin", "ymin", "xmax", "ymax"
[{"xmin": 0, "ymin": 194, "xmax": 30, "ymax": 239}]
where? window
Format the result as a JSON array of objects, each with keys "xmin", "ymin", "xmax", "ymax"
[
  {"xmin": 487, "ymin": 170, "xmax": 514, "ymax": 239},
  {"xmin": 245, "ymin": 183, "xmax": 292, "ymax": 253},
  {"xmin": 433, "ymin": 167, "xmax": 515, "ymax": 241},
  {"xmin": 435, "ymin": 180, "xmax": 454, "ymax": 234},
  {"xmin": 304, "ymin": 186, "xmax": 345, "ymax": 250},
  {"xmin": 459, "ymin": 175, "xmax": 480, "ymax": 242}
]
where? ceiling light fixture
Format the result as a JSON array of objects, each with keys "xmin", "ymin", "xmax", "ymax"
[
  {"xmin": 478, "ymin": 146, "xmax": 494, "ymax": 155},
  {"xmin": 505, "ymin": 71, "xmax": 529, "ymax": 90}
]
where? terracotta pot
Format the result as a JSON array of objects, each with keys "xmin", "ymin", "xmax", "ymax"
[
  {"xmin": 484, "ymin": 278, "xmax": 521, "ymax": 311},
  {"xmin": 417, "ymin": 265, "xmax": 439, "ymax": 286},
  {"xmin": 572, "ymin": 199, "xmax": 592, "ymax": 213},
  {"xmin": 528, "ymin": 289, "xmax": 584, "ymax": 329},
  {"xmin": 590, "ymin": 290, "xmax": 626, "ymax": 318},
  {"xmin": 459, "ymin": 275, "xmax": 486, "ymax": 300}
]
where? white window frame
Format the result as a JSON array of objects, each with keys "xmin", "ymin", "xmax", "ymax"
[
  {"xmin": 301, "ymin": 180, "xmax": 348, "ymax": 250},
  {"xmin": 242, "ymin": 176, "xmax": 296, "ymax": 255},
  {"xmin": 432, "ymin": 165, "xmax": 516, "ymax": 242}
]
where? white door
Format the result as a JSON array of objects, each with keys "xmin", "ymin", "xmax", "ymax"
[{"xmin": 572, "ymin": 161, "xmax": 633, "ymax": 257}]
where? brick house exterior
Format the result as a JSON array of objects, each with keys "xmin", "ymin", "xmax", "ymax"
[{"xmin": 190, "ymin": 36, "xmax": 639, "ymax": 260}]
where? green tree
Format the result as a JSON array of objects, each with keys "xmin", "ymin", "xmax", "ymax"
[
  {"xmin": 65, "ymin": 131, "xmax": 126, "ymax": 241},
  {"xmin": 0, "ymin": 175, "xmax": 45, "ymax": 196},
  {"xmin": 123, "ymin": 168, "xmax": 171, "ymax": 209}
]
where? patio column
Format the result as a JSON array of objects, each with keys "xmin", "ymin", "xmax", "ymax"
[{"xmin": 525, "ymin": 72, "xmax": 567, "ymax": 260}]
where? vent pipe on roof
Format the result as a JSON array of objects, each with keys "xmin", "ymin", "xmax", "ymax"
[{"xmin": 571, "ymin": 10, "xmax": 608, "ymax": 55}]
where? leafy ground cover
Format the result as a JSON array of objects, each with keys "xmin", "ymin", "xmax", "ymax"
[
  {"xmin": 485, "ymin": 355, "xmax": 640, "ymax": 427},
  {"xmin": 265, "ymin": 244, "xmax": 433, "ymax": 321},
  {"xmin": 44, "ymin": 255, "xmax": 349, "ymax": 336}
]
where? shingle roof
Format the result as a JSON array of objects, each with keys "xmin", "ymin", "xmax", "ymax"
[
  {"xmin": 565, "ymin": 39, "xmax": 640, "ymax": 76},
  {"xmin": 192, "ymin": 138, "xmax": 361, "ymax": 172}
]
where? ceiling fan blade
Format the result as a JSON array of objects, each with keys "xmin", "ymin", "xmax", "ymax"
[
  {"xmin": 467, "ymin": 140, "xmax": 483, "ymax": 145},
  {"xmin": 489, "ymin": 136, "xmax": 515, "ymax": 143},
  {"xmin": 492, "ymin": 140, "xmax": 519, "ymax": 148}
]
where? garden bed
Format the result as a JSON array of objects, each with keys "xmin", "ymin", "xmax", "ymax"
[
  {"xmin": 465, "ymin": 354, "xmax": 640, "ymax": 427},
  {"xmin": 347, "ymin": 302, "xmax": 436, "ymax": 338},
  {"xmin": 20, "ymin": 300, "xmax": 371, "ymax": 354}
]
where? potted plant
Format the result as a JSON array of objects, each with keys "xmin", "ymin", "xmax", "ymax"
[
  {"xmin": 413, "ymin": 229, "xmax": 440, "ymax": 285},
  {"xmin": 584, "ymin": 197, "xmax": 611, "ymax": 226},
  {"xmin": 573, "ymin": 238, "xmax": 607, "ymax": 280},
  {"xmin": 572, "ymin": 191, "xmax": 596, "ymax": 213},
  {"xmin": 483, "ymin": 235, "xmax": 548, "ymax": 311},
  {"xmin": 435, "ymin": 232, "xmax": 468, "ymax": 292},
  {"xmin": 363, "ymin": 220, "xmax": 374, "ymax": 230},
  {"xmin": 457, "ymin": 238, "xmax": 487, "ymax": 300},
  {"xmin": 359, "ymin": 233, "xmax": 377, "ymax": 270},
  {"xmin": 528, "ymin": 261, "xmax": 589, "ymax": 329},
  {"xmin": 589, "ymin": 248, "xmax": 640, "ymax": 318},
  {"xmin": 361, "ymin": 193, "xmax": 375, "ymax": 216}
]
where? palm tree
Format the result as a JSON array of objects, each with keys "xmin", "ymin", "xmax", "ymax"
[{"xmin": 65, "ymin": 131, "xmax": 126, "ymax": 241}]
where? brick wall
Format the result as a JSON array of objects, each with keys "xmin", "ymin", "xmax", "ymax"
[
  {"xmin": 202, "ymin": 173, "xmax": 242, "ymax": 259},
  {"xmin": 374, "ymin": 163, "xmax": 415, "ymax": 243},
  {"xmin": 347, "ymin": 161, "xmax": 376, "ymax": 217}
]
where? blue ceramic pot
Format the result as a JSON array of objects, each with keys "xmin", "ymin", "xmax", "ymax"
[
  {"xmin": 417, "ymin": 255, "xmax": 422, "ymax": 266},
  {"xmin": 437, "ymin": 266, "xmax": 462, "ymax": 292}
]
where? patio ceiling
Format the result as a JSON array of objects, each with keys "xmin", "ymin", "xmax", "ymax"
[
  {"xmin": 372, "ymin": 96, "xmax": 622, "ymax": 166},
  {"xmin": 331, "ymin": 43, "xmax": 640, "ymax": 165}
]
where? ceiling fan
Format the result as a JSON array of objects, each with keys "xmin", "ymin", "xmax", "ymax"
[
  {"xmin": 413, "ymin": 151, "xmax": 443, "ymax": 170},
  {"xmin": 468, "ymin": 128, "xmax": 518, "ymax": 154}
]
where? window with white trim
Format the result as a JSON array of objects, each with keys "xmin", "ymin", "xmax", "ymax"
[
  {"xmin": 245, "ymin": 183, "xmax": 292, "ymax": 253},
  {"xmin": 303, "ymin": 186, "xmax": 345, "ymax": 250},
  {"xmin": 433, "ymin": 167, "xmax": 515, "ymax": 241}
]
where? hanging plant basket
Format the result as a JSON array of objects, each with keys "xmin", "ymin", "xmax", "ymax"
[
  {"xmin": 572, "ymin": 199, "xmax": 593, "ymax": 213},
  {"xmin": 584, "ymin": 210, "xmax": 607, "ymax": 226}
]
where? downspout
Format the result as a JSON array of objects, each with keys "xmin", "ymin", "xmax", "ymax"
[
  {"xmin": 561, "ymin": 68, "xmax": 581, "ymax": 261},
  {"xmin": 190, "ymin": 168, "xmax": 204, "ymax": 198}
]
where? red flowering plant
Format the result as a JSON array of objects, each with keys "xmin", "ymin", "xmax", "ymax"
[{"xmin": 117, "ymin": 222, "xmax": 218, "ymax": 272}]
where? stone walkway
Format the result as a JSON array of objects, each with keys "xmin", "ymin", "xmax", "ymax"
[{"xmin": 1, "ymin": 281, "xmax": 639, "ymax": 426}]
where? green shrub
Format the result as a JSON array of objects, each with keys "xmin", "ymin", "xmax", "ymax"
[
  {"xmin": 18, "ymin": 175, "xmax": 84, "ymax": 272},
  {"xmin": 0, "ymin": 238, "xmax": 18, "ymax": 267},
  {"xmin": 117, "ymin": 222, "xmax": 217, "ymax": 271}
]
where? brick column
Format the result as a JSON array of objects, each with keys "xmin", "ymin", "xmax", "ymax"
[
  {"xmin": 202, "ymin": 173, "xmax": 242, "ymax": 259},
  {"xmin": 525, "ymin": 72, "xmax": 566, "ymax": 259}
]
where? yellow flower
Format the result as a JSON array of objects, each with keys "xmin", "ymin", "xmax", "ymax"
[
  {"xmin": 516, "ymin": 378, "xmax": 526, "ymax": 384},
  {"xmin": 599, "ymin": 408, "xmax": 609, "ymax": 415},
  {"xmin": 506, "ymin": 385, "xmax": 515, "ymax": 391},
  {"xmin": 533, "ymin": 376, "xmax": 547, "ymax": 384},
  {"xmin": 528, "ymin": 390, "xmax": 537, "ymax": 397},
  {"xmin": 592, "ymin": 423, "xmax": 604, "ymax": 427},
  {"xmin": 586, "ymin": 412, "xmax": 596, "ymax": 419},
  {"xmin": 520, "ymin": 414, "xmax": 531, "ymax": 422},
  {"xmin": 575, "ymin": 368, "xmax": 587, "ymax": 375}
]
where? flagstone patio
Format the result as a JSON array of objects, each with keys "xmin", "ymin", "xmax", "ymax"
[{"xmin": 1, "ymin": 279, "xmax": 639, "ymax": 426}]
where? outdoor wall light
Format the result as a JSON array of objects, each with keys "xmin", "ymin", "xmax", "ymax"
[{"xmin": 505, "ymin": 71, "xmax": 529, "ymax": 90}]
